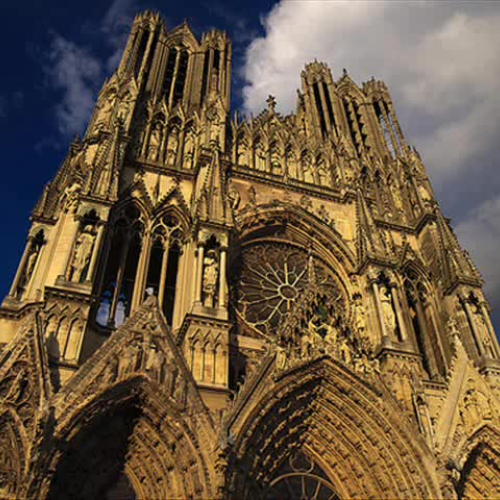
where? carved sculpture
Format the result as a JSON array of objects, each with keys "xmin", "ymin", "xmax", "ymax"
[
  {"xmin": 0, "ymin": 12, "xmax": 499, "ymax": 500},
  {"xmin": 202, "ymin": 250, "xmax": 219, "ymax": 308},
  {"xmin": 69, "ymin": 224, "xmax": 96, "ymax": 283}
]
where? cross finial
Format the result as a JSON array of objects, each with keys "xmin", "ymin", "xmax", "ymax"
[{"xmin": 266, "ymin": 95, "xmax": 276, "ymax": 113}]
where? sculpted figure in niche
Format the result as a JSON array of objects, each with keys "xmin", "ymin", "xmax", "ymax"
[
  {"xmin": 202, "ymin": 250, "xmax": 219, "ymax": 308},
  {"xmin": 255, "ymin": 144, "xmax": 266, "ymax": 171},
  {"xmin": 118, "ymin": 344, "xmax": 138, "ymax": 378},
  {"xmin": 275, "ymin": 342, "xmax": 289, "ymax": 371},
  {"xmin": 69, "ymin": 224, "xmax": 96, "ymax": 283},
  {"xmin": 418, "ymin": 182, "xmax": 433, "ymax": 206},
  {"xmin": 22, "ymin": 242, "xmax": 41, "ymax": 290},
  {"xmin": 146, "ymin": 343, "xmax": 164, "ymax": 381},
  {"xmin": 339, "ymin": 337, "xmax": 352, "ymax": 364},
  {"xmin": 166, "ymin": 128, "xmax": 179, "ymax": 166},
  {"xmin": 183, "ymin": 129, "xmax": 195, "ymax": 169},
  {"xmin": 321, "ymin": 321, "xmax": 339, "ymax": 353},
  {"xmin": 227, "ymin": 185, "xmax": 241, "ymax": 211},
  {"xmin": 461, "ymin": 389, "xmax": 483, "ymax": 428},
  {"xmin": 353, "ymin": 298, "xmax": 366, "ymax": 336},
  {"xmin": 380, "ymin": 285, "xmax": 397, "ymax": 337},
  {"xmin": 94, "ymin": 91, "xmax": 116, "ymax": 130},
  {"xmin": 117, "ymin": 92, "xmax": 133, "ymax": 123},
  {"xmin": 148, "ymin": 121, "xmax": 163, "ymax": 161},
  {"xmin": 209, "ymin": 115, "xmax": 223, "ymax": 146}
]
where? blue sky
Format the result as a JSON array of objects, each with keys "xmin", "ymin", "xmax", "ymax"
[{"xmin": 1, "ymin": 0, "xmax": 500, "ymax": 335}]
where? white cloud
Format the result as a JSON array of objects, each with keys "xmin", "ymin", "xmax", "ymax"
[
  {"xmin": 456, "ymin": 195, "xmax": 500, "ymax": 307},
  {"xmin": 47, "ymin": 36, "xmax": 101, "ymax": 136},
  {"xmin": 45, "ymin": 0, "xmax": 135, "ymax": 137},
  {"xmin": 242, "ymin": 1, "xmax": 500, "ymax": 181},
  {"xmin": 242, "ymin": 0, "xmax": 500, "ymax": 312}
]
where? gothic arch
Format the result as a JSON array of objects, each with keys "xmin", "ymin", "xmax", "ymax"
[
  {"xmin": 0, "ymin": 409, "xmax": 28, "ymax": 498},
  {"xmin": 237, "ymin": 204, "xmax": 357, "ymax": 279},
  {"xmin": 228, "ymin": 357, "xmax": 441, "ymax": 499},
  {"xmin": 455, "ymin": 424, "xmax": 500, "ymax": 499},
  {"xmin": 33, "ymin": 376, "xmax": 215, "ymax": 500}
]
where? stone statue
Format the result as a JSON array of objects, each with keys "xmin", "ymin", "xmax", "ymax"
[
  {"xmin": 275, "ymin": 343, "xmax": 288, "ymax": 371},
  {"xmin": 380, "ymin": 286, "xmax": 397, "ymax": 337},
  {"xmin": 146, "ymin": 343, "xmax": 164, "ymax": 380},
  {"xmin": 353, "ymin": 299, "xmax": 366, "ymax": 335},
  {"xmin": 418, "ymin": 183, "xmax": 432, "ymax": 205},
  {"xmin": 69, "ymin": 224, "xmax": 96, "ymax": 283},
  {"xmin": 184, "ymin": 129, "xmax": 195, "ymax": 169},
  {"xmin": 148, "ymin": 122, "xmax": 162, "ymax": 161},
  {"xmin": 117, "ymin": 92, "xmax": 133, "ymax": 122},
  {"xmin": 166, "ymin": 128, "xmax": 179, "ymax": 166},
  {"xmin": 227, "ymin": 185, "xmax": 241, "ymax": 211},
  {"xmin": 209, "ymin": 116, "xmax": 223, "ymax": 146},
  {"xmin": 23, "ymin": 243, "xmax": 41, "ymax": 286},
  {"xmin": 94, "ymin": 92, "xmax": 116, "ymax": 129},
  {"xmin": 202, "ymin": 250, "xmax": 219, "ymax": 308},
  {"xmin": 118, "ymin": 344, "xmax": 137, "ymax": 378},
  {"xmin": 300, "ymin": 328, "xmax": 312, "ymax": 358},
  {"xmin": 322, "ymin": 322, "xmax": 339, "ymax": 352},
  {"xmin": 339, "ymin": 337, "xmax": 352, "ymax": 365}
]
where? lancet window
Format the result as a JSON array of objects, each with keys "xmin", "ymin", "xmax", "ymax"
[
  {"xmin": 374, "ymin": 99, "xmax": 401, "ymax": 158},
  {"xmin": 146, "ymin": 214, "xmax": 184, "ymax": 324},
  {"xmin": 97, "ymin": 205, "xmax": 145, "ymax": 328},
  {"xmin": 342, "ymin": 98, "xmax": 364, "ymax": 157},
  {"xmin": 134, "ymin": 29, "xmax": 150, "ymax": 78},
  {"xmin": 403, "ymin": 269, "xmax": 446, "ymax": 378},
  {"xmin": 162, "ymin": 46, "xmax": 190, "ymax": 107}
]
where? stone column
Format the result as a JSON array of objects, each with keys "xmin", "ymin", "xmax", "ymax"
[
  {"xmin": 131, "ymin": 229, "xmax": 151, "ymax": 312},
  {"xmin": 218, "ymin": 247, "xmax": 227, "ymax": 309},
  {"xmin": 480, "ymin": 302, "xmax": 500, "ymax": 358},
  {"xmin": 390, "ymin": 284, "xmax": 407, "ymax": 341},
  {"xmin": 195, "ymin": 243, "xmax": 205, "ymax": 303},
  {"xmin": 158, "ymin": 238, "xmax": 170, "ymax": 310},
  {"xmin": 463, "ymin": 300, "xmax": 485, "ymax": 357},
  {"xmin": 109, "ymin": 238, "xmax": 130, "ymax": 327},
  {"xmin": 9, "ymin": 236, "xmax": 34, "ymax": 297},
  {"xmin": 87, "ymin": 223, "xmax": 105, "ymax": 282}
]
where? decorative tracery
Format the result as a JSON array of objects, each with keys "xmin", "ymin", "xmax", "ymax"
[
  {"xmin": 265, "ymin": 451, "xmax": 340, "ymax": 500},
  {"xmin": 235, "ymin": 241, "xmax": 343, "ymax": 337}
]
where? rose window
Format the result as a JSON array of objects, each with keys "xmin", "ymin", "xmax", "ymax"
[{"xmin": 235, "ymin": 242, "xmax": 341, "ymax": 335}]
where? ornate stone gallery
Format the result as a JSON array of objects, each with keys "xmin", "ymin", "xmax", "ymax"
[{"xmin": 1, "ymin": 10, "xmax": 500, "ymax": 500}]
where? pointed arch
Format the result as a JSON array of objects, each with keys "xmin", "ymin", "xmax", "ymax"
[
  {"xmin": 455, "ymin": 424, "xmax": 500, "ymax": 499},
  {"xmin": 227, "ymin": 357, "xmax": 441, "ymax": 499},
  {"xmin": 33, "ymin": 376, "xmax": 215, "ymax": 500}
]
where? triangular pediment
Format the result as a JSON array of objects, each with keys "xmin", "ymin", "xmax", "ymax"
[
  {"xmin": 55, "ymin": 296, "xmax": 207, "ymax": 420},
  {"xmin": 0, "ymin": 310, "xmax": 52, "ymax": 431}
]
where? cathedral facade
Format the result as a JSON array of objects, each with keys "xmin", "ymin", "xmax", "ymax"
[{"xmin": 1, "ymin": 11, "xmax": 500, "ymax": 499}]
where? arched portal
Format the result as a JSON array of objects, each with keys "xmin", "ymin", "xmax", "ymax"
[
  {"xmin": 42, "ymin": 378, "xmax": 214, "ymax": 500},
  {"xmin": 228, "ymin": 357, "xmax": 441, "ymax": 499},
  {"xmin": 48, "ymin": 405, "xmax": 141, "ymax": 500}
]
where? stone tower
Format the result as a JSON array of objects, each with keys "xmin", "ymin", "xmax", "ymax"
[{"xmin": 1, "ymin": 11, "xmax": 500, "ymax": 500}]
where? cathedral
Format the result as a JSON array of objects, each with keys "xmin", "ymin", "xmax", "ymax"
[{"xmin": 1, "ymin": 10, "xmax": 500, "ymax": 499}]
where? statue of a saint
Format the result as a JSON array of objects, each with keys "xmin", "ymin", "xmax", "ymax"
[
  {"xmin": 95, "ymin": 92, "xmax": 116, "ymax": 130},
  {"xmin": 146, "ymin": 344, "xmax": 164, "ymax": 381},
  {"xmin": 202, "ymin": 250, "xmax": 219, "ymax": 308},
  {"xmin": 275, "ymin": 343, "xmax": 288, "ymax": 371},
  {"xmin": 69, "ymin": 225, "xmax": 96, "ymax": 283},
  {"xmin": 148, "ymin": 122, "xmax": 162, "ymax": 161},
  {"xmin": 166, "ymin": 128, "xmax": 179, "ymax": 166},
  {"xmin": 118, "ymin": 344, "xmax": 137, "ymax": 378},
  {"xmin": 184, "ymin": 129, "xmax": 195, "ymax": 169},
  {"xmin": 322, "ymin": 322, "xmax": 339, "ymax": 352},
  {"xmin": 353, "ymin": 300, "xmax": 366, "ymax": 335},
  {"xmin": 380, "ymin": 286, "xmax": 397, "ymax": 337}
]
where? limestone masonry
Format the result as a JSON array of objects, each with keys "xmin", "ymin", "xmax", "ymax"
[{"xmin": 0, "ymin": 10, "xmax": 499, "ymax": 499}]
